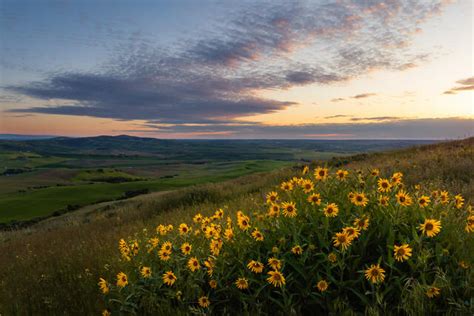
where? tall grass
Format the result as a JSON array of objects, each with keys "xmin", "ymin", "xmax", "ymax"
[{"xmin": 0, "ymin": 138, "xmax": 472, "ymax": 315}]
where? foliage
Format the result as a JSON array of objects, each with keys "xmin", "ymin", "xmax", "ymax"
[{"xmin": 99, "ymin": 167, "xmax": 474, "ymax": 315}]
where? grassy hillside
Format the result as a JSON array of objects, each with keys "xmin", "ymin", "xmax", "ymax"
[{"xmin": 0, "ymin": 138, "xmax": 471, "ymax": 315}]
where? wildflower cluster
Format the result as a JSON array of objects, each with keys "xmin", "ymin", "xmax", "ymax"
[{"xmin": 98, "ymin": 167, "xmax": 473, "ymax": 314}]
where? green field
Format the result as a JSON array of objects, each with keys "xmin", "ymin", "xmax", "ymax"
[
  {"xmin": 0, "ymin": 160, "xmax": 291, "ymax": 222},
  {"xmin": 0, "ymin": 136, "xmax": 436, "ymax": 224}
]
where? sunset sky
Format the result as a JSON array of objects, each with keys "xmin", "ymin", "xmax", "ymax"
[{"xmin": 0, "ymin": 0, "xmax": 473, "ymax": 139}]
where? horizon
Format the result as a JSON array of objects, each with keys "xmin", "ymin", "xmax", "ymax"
[
  {"xmin": 0, "ymin": 132, "xmax": 469, "ymax": 141},
  {"xmin": 0, "ymin": 0, "xmax": 473, "ymax": 139}
]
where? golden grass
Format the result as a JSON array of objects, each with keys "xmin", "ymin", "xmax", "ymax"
[{"xmin": 0, "ymin": 138, "xmax": 472, "ymax": 315}]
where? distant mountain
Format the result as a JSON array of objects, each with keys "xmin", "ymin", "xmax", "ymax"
[
  {"xmin": 0, "ymin": 134, "xmax": 441, "ymax": 160},
  {"xmin": 0, "ymin": 134, "xmax": 58, "ymax": 141}
]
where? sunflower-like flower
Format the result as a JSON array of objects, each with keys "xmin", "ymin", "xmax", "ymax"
[
  {"xmin": 267, "ymin": 270, "xmax": 286, "ymax": 287},
  {"xmin": 426, "ymin": 287, "xmax": 440, "ymax": 298},
  {"xmin": 118, "ymin": 238, "xmax": 131, "ymax": 261},
  {"xmin": 156, "ymin": 224, "xmax": 168, "ymax": 236},
  {"xmin": 235, "ymin": 277, "xmax": 249, "ymax": 290},
  {"xmin": 307, "ymin": 193, "xmax": 322, "ymax": 205},
  {"xmin": 336, "ymin": 169, "xmax": 348, "ymax": 181},
  {"xmin": 178, "ymin": 223, "xmax": 190, "ymax": 235},
  {"xmin": 290, "ymin": 177, "xmax": 302, "ymax": 187},
  {"xmin": 198, "ymin": 296, "xmax": 210, "ymax": 308},
  {"xmin": 266, "ymin": 191, "xmax": 279, "ymax": 204},
  {"xmin": 282, "ymin": 201, "xmax": 297, "ymax": 218},
  {"xmin": 267, "ymin": 257, "xmax": 282, "ymax": 270},
  {"xmin": 193, "ymin": 213, "xmax": 203, "ymax": 223},
  {"xmin": 267, "ymin": 204, "xmax": 280, "ymax": 217},
  {"xmin": 291, "ymin": 245, "xmax": 303, "ymax": 255},
  {"xmin": 353, "ymin": 217, "xmax": 370, "ymax": 230},
  {"xmin": 454, "ymin": 194, "xmax": 464, "ymax": 209},
  {"xmin": 247, "ymin": 260, "xmax": 264, "ymax": 273},
  {"xmin": 188, "ymin": 257, "xmax": 201, "ymax": 272},
  {"xmin": 209, "ymin": 280, "xmax": 217, "ymax": 289},
  {"xmin": 418, "ymin": 195, "xmax": 431, "ymax": 208},
  {"xmin": 323, "ymin": 203, "xmax": 339, "ymax": 217},
  {"xmin": 161, "ymin": 241, "xmax": 172, "ymax": 253},
  {"xmin": 158, "ymin": 249, "xmax": 171, "ymax": 261},
  {"xmin": 317, "ymin": 279, "xmax": 329, "ymax": 292},
  {"xmin": 364, "ymin": 264, "xmax": 385, "ymax": 284},
  {"xmin": 314, "ymin": 167, "xmax": 329, "ymax": 181},
  {"xmin": 98, "ymin": 278, "xmax": 109, "ymax": 294},
  {"xmin": 181, "ymin": 242, "xmax": 192, "ymax": 255},
  {"xmin": 301, "ymin": 179, "xmax": 315, "ymax": 193},
  {"xmin": 342, "ymin": 226, "xmax": 361, "ymax": 239},
  {"xmin": 393, "ymin": 244, "xmax": 412, "ymax": 262},
  {"xmin": 140, "ymin": 266, "xmax": 152, "ymax": 278},
  {"xmin": 162, "ymin": 271, "xmax": 177, "ymax": 286},
  {"xmin": 224, "ymin": 228, "xmax": 234, "ymax": 240},
  {"xmin": 302, "ymin": 165, "xmax": 309, "ymax": 175},
  {"xmin": 251, "ymin": 228, "xmax": 264, "ymax": 241},
  {"xmin": 130, "ymin": 241, "xmax": 139, "ymax": 256},
  {"xmin": 391, "ymin": 172, "xmax": 403, "ymax": 185},
  {"xmin": 332, "ymin": 232, "xmax": 353, "ymax": 251},
  {"xmin": 465, "ymin": 215, "xmax": 474, "ymax": 233},
  {"xmin": 116, "ymin": 272, "xmax": 128, "ymax": 288},
  {"xmin": 439, "ymin": 191, "xmax": 449, "ymax": 204},
  {"xmin": 214, "ymin": 208, "xmax": 224, "ymax": 219},
  {"xmin": 396, "ymin": 190, "xmax": 413, "ymax": 206},
  {"xmin": 210, "ymin": 239, "xmax": 223, "ymax": 256},
  {"xmin": 377, "ymin": 178, "xmax": 392, "ymax": 192},
  {"xmin": 237, "ymin": 212, "xmax": 251, "ymax": 231},
  {"xmin": 379, "ymin": 195, "xmax": 389, "ymax": 207},
  {"xmin": 204, "ymin": 258, "xmax": 214, "ymax": 276},
  {"xmin": 371, "ymin": 169, "xmax": 380, "ymax": 176},
  {"xmin": 147, "ymin": 237, "xmax": 159, "ymax": 253},
  {"xmin": 351, "ymin": 192, "xmax": 369, "ymax": 207},
  {"xmin": 419, "ymin": 218, "xmax": 442, "ymax": 237},
  {"xmin": 280, "ymin": 181, "xmax": 293, "ymax": 191}
]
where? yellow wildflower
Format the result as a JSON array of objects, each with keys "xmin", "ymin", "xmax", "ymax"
[
  {"xmin": 267, "ymin": 270, "xmax": 286, "ymax": 287},
  {"xmin": 364, "ymin": 264, "xmax": 385, "ymax": 284},
  {"xmin": 162, "ymin": 271, "xmax": 177, "ymax": 286},
  {"xmin": 247, "ymin": 260, "xmax": 264, "ymax": 273},
  {"xmin": 116, "ymin": 272, "xmax": 128, "ymax": 288},
  {"xmin": 393, "ymin": 244, "xmax": 412, "ymax": 262},
  {"xmin": 98, "ymin": 278, "xmax": 109, "ymax": 294},
  {"xmin": 419, "ymin": 218, "xmax": 442, "ymax": 237}
]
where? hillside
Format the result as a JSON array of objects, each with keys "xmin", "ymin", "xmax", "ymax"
[
  {"xmin": 0, "ymin": 136, "xmax": 437, "ymax": 225},
  {"xmin": 0, "ymin": 138, "xmax": 472, "ymax": 315}
]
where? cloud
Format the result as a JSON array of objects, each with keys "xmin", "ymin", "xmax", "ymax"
[
  {"xmin": 125, "ymin": 117, "xmax": 474, "ymax": 139},
  {"xmin": 350, "ymin": 116, "xmax": 403, "ymax": 121},
  {"xmin": 5, "ymin": 1, "xmax": 452, "ymax": 126},
  {"xmin": 331, "ymin": 98, "xmax": 345, "ymax": 103},
  {"xmin": 352, "ymin": 93, "xmax": 377, "ymax": 99},
  {"xmin": 324, "ymin": 114, "xmax": 352, "ymax": 119},
  {"xmin": 443, "ymin": 76, "xmax": 474, "ymax": 95},
  {"xmin": 456, "ymin": 77, "xmax": 474, "ymax": 85}
]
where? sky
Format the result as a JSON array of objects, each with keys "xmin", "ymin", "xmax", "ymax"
[{"xmin": 0, "ymin": 0, "xmax": 472, "ymax": 139}]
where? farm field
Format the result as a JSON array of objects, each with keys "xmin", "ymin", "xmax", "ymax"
[
  {"xmin": 0, "ymin": 137, "xmax": 472, "ymax": 315},
  {"xmin": 0, "ymin": 136, "xmax": 434, "ymax": 225}
]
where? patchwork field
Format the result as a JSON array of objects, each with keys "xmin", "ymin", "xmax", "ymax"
[{"xmin": 0, "ymin": 136, "xmax": 434, "ymax": 225}]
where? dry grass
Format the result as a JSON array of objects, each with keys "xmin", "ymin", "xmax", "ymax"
[{"xmin": 0, "ymin": 138, "xmax": 472, "ymax": 315}]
